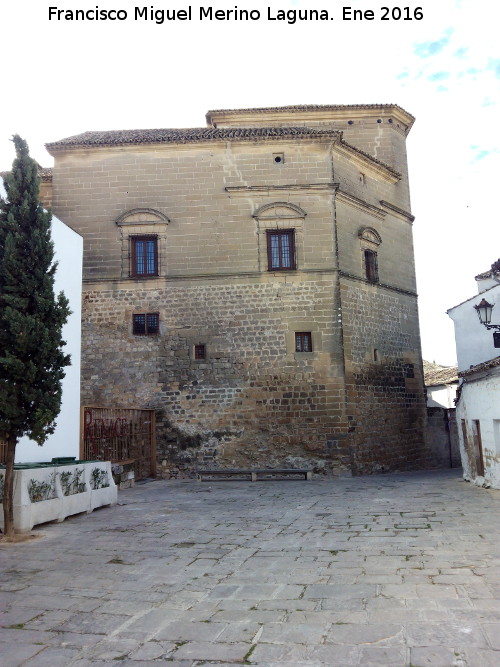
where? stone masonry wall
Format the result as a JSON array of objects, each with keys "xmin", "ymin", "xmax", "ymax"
[
  {"xmin": 81, "ymin": 274, "xmax": 353, "ymax": 474},
  {"xmin": 51, "ymin": 106, "xmax": 427, "ymax": 476},
  {"xmin": 340, "ymin": 279, "xmax": 431, "ymax": 474}
]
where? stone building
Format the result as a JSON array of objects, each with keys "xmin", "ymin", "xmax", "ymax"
[{"xmin": 42, "ymin": 104, "xmax": 431, "ymax": 475}]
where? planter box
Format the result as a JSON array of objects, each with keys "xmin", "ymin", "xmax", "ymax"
[{"xmin": 0, "ymin": 461, "xmax": 117, "ymax": 532}]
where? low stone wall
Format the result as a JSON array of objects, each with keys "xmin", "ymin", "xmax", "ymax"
[{"xmin": 111, "ymin": 460, "xmax": 135, "ymax": 489}]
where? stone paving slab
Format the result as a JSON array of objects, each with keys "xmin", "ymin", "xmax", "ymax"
[{"xmin": 1, "ymin": 469, "xmax": 500, "ymax": 665}]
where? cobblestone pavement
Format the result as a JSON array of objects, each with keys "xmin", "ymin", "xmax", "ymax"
[{"xmin": 1, "ymin": 469, "xmax": 500, "ymax": 666}]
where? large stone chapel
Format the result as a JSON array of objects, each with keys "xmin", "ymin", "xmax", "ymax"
[{"xmin": 42, "ymin": 104, "xmax": 431, "ymax": 475}]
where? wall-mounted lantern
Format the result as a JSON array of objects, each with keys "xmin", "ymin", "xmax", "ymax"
[
  {"xmin": 474, "ymin": 298, "xmax": 500, "ymax": 347},
  {"xmin": 474, "ymin": 298, "xmax": 495, "ymax": 327}
]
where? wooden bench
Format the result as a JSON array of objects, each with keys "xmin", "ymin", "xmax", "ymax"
[{"xmin": 196, "ymin": 468, "xmax": 312, "ymax": 482}]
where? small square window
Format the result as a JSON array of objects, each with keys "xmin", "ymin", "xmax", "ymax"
[
  {"xmin": 295, "ymin": 332, "xmax": 313, "ymax": 353},
  {"xmin": 133, "ymin": 312, "xmax": 159, "ymax": 335},
  {"xmin": 131, "ymin": 236, "xmax": 158, "ymax": 277},
  {"xmin": 267, "ymin": 230, "xmax": 296, "ymax": 271},
  {"xmin": 194, "ymin": 344, "xmax": 206, "ymax": 360}
]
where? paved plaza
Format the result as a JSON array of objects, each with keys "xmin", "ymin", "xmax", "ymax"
[{"xmin": 1, "ymin": 469, "xmax": 500, "ymax": 666}]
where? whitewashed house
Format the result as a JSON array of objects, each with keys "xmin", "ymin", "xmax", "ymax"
[
  {"xmin": 447, "ymin": 260, "xmax": 500, "ymax": 488},
  {"xmin": 0, "ymin": 176, "xmax": 83, "ymax": 463}
]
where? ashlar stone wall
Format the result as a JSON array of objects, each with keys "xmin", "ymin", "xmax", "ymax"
[
  {"xmin": 340, "ymin": 279, "xmax": 428, "ymax": 474},
  {"xmin": 47, "ymin": 104, "xmax": 432, "ymax": 475},
  {"xmin": 81, "ymin": 274, "xmax": 351, "ymax": 474}
]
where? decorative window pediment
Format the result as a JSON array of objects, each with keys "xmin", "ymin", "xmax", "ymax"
[
  {"xmin": 116, "ymin": 208, "xmax": 170, "ymax": 226},
  {"xmin": 116, "ymin": 209, "xmax": 169, "ymax": 279},
  {"xmin": 253, "ymin": 202, "xmax": 306, "ymax": 273},
  {"xmin": 358, "ymin": 226, "xmax": 382, "ymax": 248},
  {"xmin": 253, "ymin": 202, "xmax": 306, "ymax": 221}
]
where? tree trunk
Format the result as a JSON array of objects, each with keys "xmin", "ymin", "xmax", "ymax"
[{"xmin": 3, "ymin": 435, "xmax": 17, "ymax": 537}]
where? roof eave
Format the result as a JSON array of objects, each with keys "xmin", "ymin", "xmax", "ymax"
[{"xmin": 206, "ymin": 104, "xmax": 415, "ymax": 133}]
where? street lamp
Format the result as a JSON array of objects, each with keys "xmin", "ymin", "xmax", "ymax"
[
  {"xmin": 474, "ymin": 298, "xmax": 500, "ymax": 348},
  {"xmin": 474, "ymin": 298, "xmax": 496, "ymax": 328}
]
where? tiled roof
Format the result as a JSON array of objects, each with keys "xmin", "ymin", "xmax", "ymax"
[
  {"xmin": 38, "ymin": 166, "xmax": 53, "ymax": 180},
  {"xmin": 1, "ymin": 166, "xmax": 52, "ymax": 181},
  {"xmin": 423, "ymin": 360, "xmax": 459, "ymax": 386},
  {"xmin": 459, "ymin": 356, "xmax": 500, "ymax": 378},
  {"xmin": 475, "ymin": 258, "xmax": 500, "ymax": 281},
  {"xmin": 46, "ymin": 126, "xmax": 342, "ymax": 149},
  {"xmin": 45, "ymin": 126, "xmax": 401, "ymax": 179}
]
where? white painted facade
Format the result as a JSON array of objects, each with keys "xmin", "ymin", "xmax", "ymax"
[
  {"xmin": 448, "ymin": 264, "xmax": 500, "ymax": 489},
  {"xmin": 426, "ymin": 383, "xmax": 457, "ymax": 409},
  {"xmin": 15, "ymin": 215, "xmax": 83, "ymax": 463},
  {"xmin": 455, "ymin": 364, "xmax": 500, "ymax": 488},
  {"xmin": 447, "ymin": 283, "xmax": 500, "ymax": 372}
]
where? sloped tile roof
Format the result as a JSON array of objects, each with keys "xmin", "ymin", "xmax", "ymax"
[
  {"xmin": 46, "ymin": 126, "xmax": 342, "ymax": 149},
  {"xmin": 37, "ymin": 166, "xmax": 53, "ymax": 180},
  {"xmin": 1, "ymin": 165, "xmax": 52, "ymax": 181},
  {"xmin": 459, "ymin": 355, "xmax": 500, "ymax": 378},
  {"xmin": 423, "ymin": 360, "xmax": 459, "ymax": 386},
  {"xmin": 475, "ymin": 258, "xmax": 500, "ymax": 281},
  {"xmin": 45, "ymin": 126, "xmax": 401, "ymax": 179}
]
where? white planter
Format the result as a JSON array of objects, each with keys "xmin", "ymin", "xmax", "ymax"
[
  {"xmin": 0, "ymin": 461, "xmax": 117, "ymax": 532},
  {"xmin": 58, "ymin": 464, "xmax": 91, "ymax": 516},
  {"xmin": 88, "ymin": 464, "xmax": 116, "ymax": 510}
]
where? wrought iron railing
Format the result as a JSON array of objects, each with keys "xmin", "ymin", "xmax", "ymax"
[{"xmin": 81, "ymin": 407, "xmax": 156, "ymax": 480}]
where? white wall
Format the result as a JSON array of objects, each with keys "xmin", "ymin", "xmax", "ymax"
[
  {"xmin": 456, "ymin": 367, "xmax": 500, "ymax": 489},
  {"xmin": 427, "ymin": 383, "xmax": 457, "ymax": 409},
  {"xmin": 15, "ymin": 216, "xmax": 83, "ymax": 463},
  {"xmin": 447, "ymin": 284, "xmax": 500, "ymax": 372}
]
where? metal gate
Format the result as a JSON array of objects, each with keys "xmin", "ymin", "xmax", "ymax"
[{"xmin": 81, "ymin": 407, "xmax": 156, "ymax": 480}]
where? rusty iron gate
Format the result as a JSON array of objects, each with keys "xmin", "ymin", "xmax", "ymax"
[{"xmin": 81, "ymin": 407, "xmax": 156, "ymax": 480}]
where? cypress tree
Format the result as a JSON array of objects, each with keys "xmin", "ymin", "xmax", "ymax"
[{"xmin": 0, "ymin": 136, "xmax": 70, "ymax": 537}]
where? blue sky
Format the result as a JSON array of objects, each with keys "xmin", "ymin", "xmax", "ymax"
[{"xmin": 1, "ymin": 0, "xmax": 498, "ymax": 365}]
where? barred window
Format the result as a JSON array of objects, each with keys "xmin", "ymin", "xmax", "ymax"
[
  {"xmin": 131, "ymin": 236, "xmax": 158, "ymax": 277},
  {"xmin": 194, "ymin": 344, "xmax": 206, "ymax": 360},
  {"xmin": 267, "ymin": 229, "xmax": 296, "ymax": 270},
  {"xmin": 295, "ymin": 332, "xmax": 313, "ymax": 353},
  {"xmin": 133, "ymin": 312, "xmax": 159, "ymax": 335}
]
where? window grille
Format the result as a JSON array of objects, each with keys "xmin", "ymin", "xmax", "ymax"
[
  {"xmin": 295, "ymin": 332, "xmax": 313, "ymax": 352},
  {"xmin": 267, "ymin": 230, "xmax": 296, "ymax": 270},
  {"xmin": 133, "ymin": 312, "xmax": 159, "ymax": 335},
  {"xmin": 194, "ymin": 344, "xmax": 206, "ymax": 360},
  {"xmin": 131, "ymin": 236, "xmax": 158, "ymax": 277}
]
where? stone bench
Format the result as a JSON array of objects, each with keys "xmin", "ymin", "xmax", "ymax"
[{"xmin": 196, "ymin": 468, "xmax": 312, "ymax": 482}]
